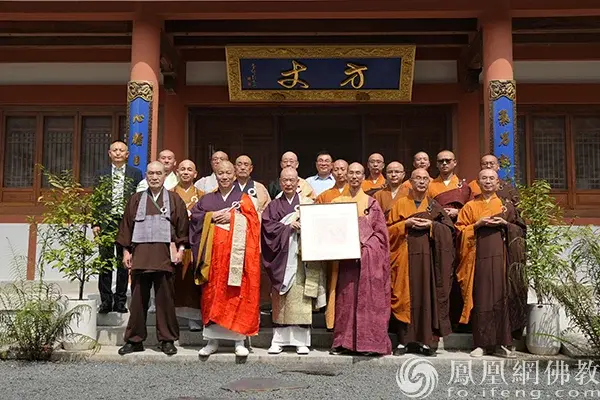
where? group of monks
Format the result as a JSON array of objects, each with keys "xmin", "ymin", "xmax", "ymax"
[{"xmin": 113, "ymin": 144, "xmax": 527, "ymax": 359}]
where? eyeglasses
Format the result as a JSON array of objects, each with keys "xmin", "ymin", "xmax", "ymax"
[{"xmin": 437, "ymin": 159, "xmax": 454, "ymax": 164}]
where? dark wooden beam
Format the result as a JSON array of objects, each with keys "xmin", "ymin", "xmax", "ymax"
[
  {"xmin": 174, "ymin": 34, "xmax": 469, "ymax": 48},
  {"xmin": 513, "ymin": 16, "xmax": 600, "ymax": 34},
  {"xmin": 0, "ymin": 21, "xmax": 132, "ymax": 36},
  {"xmin": 166, "ymin": 18, "xmax": 478, "ymax": 36},
  {"xmin": 0, "ymin": 36, "xmax": 131, "ymax": 47},
  {"xmin": 160, "ymin": 32, "xmax": 182, "ymax": 94},
  {"xmin": 514, "ymin": 32, "xmax": 600, "ymax": 44}
]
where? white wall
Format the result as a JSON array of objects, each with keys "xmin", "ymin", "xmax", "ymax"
[{"xmin": 0, "ymin": 223, "xmax": 30, "ymax": 281}]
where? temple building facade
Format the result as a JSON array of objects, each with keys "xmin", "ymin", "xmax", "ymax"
[{"xmin": 0, "ymin": 1, "xmax": 599, "ymax": 281}]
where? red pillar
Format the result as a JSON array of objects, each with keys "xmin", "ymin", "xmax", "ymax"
[
  {"xmin": 130, "ymin": 13, "xmax": 161, "ymax": 161},
  {"xmin": 457, "ymin": 91, "xmax": 481, "ymax": 181},
  {"xmin": 482, "ymin": 10, "xmax": 514, "ymax": 154},
  {"xmin": 163, "ymin": 63, "xmax": 187, "ymax": 161}
]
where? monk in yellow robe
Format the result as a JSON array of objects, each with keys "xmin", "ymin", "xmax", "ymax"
[
  {"xmin": 361, "ymin": 153, "xmax": 386, "ymax": 195},
  {"xmin": 456, "ymin": 169, "xmax": 527, "ymax": 358},
  {"xmin": 427, "ymin": 150, "xmax": 471, "ymax": 221},
  {"xmin": 388, "ymin": 168, "xmax": 455, "ymax": 356},
  {"xmin": 316, "ymin": 159, "xmax": 348, "ymax": 204},
  {"xmin": 374, "ymin": 161, "xmax": 409, "ymax": 216},
  {"xmin": 401, "ymin": 151, "xmax": 431, "ymax": 191},
  {"xmin": 171, "ymin": 160, "xmax": 204, "ymax": 331},
  {"xmin": 315, "ymin": 159, "xmax": 349, "ymax": 330},
  {"xmin": 468, "ymin": 154, "xmax": 519, "ymax": 204}
]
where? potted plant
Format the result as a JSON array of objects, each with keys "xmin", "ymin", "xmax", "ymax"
[
  {"xmin": 37, "ymin": 169, "xmax": 123, "ymax": 350},
  {"xmin": 518, "ymin": 180, "xmax": 571, "ymax": 355}
]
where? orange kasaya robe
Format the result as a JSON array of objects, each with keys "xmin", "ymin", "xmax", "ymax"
[
  {"xmin": 427, "ymin": 174, "xmax": 464, "ymax": 200},
  {"xmin": 373, "ymin": 185, "xmax": 409, "ymax": 216},
  {"xmin": 196, "ymin": 193, "xmax": 261, "ymax": 336},
  {"xmin": 315, "ymin": 185, "xmax": 349, "ymax": 204},
  {"xmin": 361, "ymin": 174, "xmax": 385, "ymax": 194},
  {"xmin": 315, "ymin": 184, "xmax": 350, "ymax": 330}
]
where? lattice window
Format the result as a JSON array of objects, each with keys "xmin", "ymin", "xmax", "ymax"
[
  {"xmin": 516, "ymin": 116, "xmax": 527, "ymax": 185},
  {"xmin": 80, "ymin": 116, "xmax": 112, "ymax": 188},
  {"xmin": 532, "ymin": 116, "xmax": 567, "ymax": 190},
  {"xmin": 42, "ymin": 116, "xmax": 74, "ymax": 187},
  {"xmin": 574, "ymin": 116, "xmax": 600, "ymax": 190},
  {"xmin": 3, "ymin": 116, "xmax": 36, "ymax": 188}
]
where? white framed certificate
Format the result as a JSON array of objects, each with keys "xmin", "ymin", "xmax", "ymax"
[{"xmin": 299, "ymin": 202, "xmax": 361, "ymax": 261}]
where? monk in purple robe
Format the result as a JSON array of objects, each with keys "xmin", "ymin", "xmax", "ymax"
[{"xmin": 330, "ymin": 162, "xmax": 392, "ymax": 356}]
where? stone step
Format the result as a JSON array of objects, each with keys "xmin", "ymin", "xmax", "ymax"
[{"xmin": 96, "ymin": 325, "xmax": 501, "ymax": 351}]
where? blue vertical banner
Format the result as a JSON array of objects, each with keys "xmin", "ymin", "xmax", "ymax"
[
  {"xmin": 126, "ymin": 81, "xmax": 154, "ymax": 172},
  {"xmin": 489, "ymin": 80, "xmax": 517, "ymax": 182}
]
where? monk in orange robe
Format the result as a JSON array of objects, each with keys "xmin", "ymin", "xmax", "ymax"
[
  {"xmin": 315, "ymin": 159, "xmax": 349, "ymax": 330},
  {"xmin": 401, "ymin": 151, "xmax": 431, "ymax": 191},
  {"xmin": 456, "ymin": 169, "xmax": 526, "ymax": 358},
  {"xmin": 468, "ymin": 154, "xmax": 519, "ymax": 204},
  {"xmin": 427, "ymin": 150, "xmax": 471, "ymax": 221},
  {"xmin": 171, "ymin": 160, "xmax": 204, "ymax": 331},
  {"xmin": 190, "ymin": 161, "xmax": 261, "ymax": 358},
  {"xmin": 374, "ymin": 161, "xmax": 409, "ymax": 216},
  {"xmin": 387, "ymin": 168, "xmax": 455, "ymax": 357},
  {"xmin": 361, "ymin": 153, "xmax": 386, "ymax": 195}
]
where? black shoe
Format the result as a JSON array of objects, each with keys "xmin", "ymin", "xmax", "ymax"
[
  {"xmin": 118, "ymin": 342, "xmax": 144, "ymax": 355},
  {"xmin": 329, "ymin": 347, "xmax": 346, "ymax": 355},
  {"xmin": 393, "ymin": 346, "xmax": 407, "ymax": 356},
  {"xmin": 98, "ymin": 302, "xmax": 112, "ymax": 314},
  {"xmin": 113, "ymin": 303, "xmax": 128, "ymax": 313},
  {"xmin": 419, "ymin": 345, "xmax": 437, "ymax": 357},
  {"xmin": 161, "ymin": 341, "xmax": 177, "ymax": 356}
]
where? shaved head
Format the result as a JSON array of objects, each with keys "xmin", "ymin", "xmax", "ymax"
[
  {"xmin": 281, "ymin": 151, "xmax": 299, "ymax": 169},
  {"xmin": 480, "ymin": 154, "xmax": 499, "ymax": 172},
  {"xmin": 436, "ymin": 149, "xmax": 457, "ymax": 177},
  {"xmin": 234, "ymin": 155, "xmax": 253, "ymax": 180},
  {"xmin": 177, "ymin": 159, "xmax": 197, "ymax": 184},
  {"xmin": 210, "ymin": 151, "xmax": 229, "ymax": 171},
  {"xmin": 410, "ymin": 167, "xmax": 430, "ymax": 194},
  {"xmin": 146, "ymin": 161, "xmax": 167, "ymax": 190},
  {"xmin": 385, "ymin": 161, "xmax": 405, "ymax": 187},
  {"xmin": 347, "ymin": 162, "xmax": 365, "ymax": 190},
  {"xmin": 158, "ymin": 149, "xmax": 176, "ymax": 172},
  {"xmin": 478, "ymin": 168, "xmax": 499, "ymax": 194},
  {"xmin": 216, "ymin": 160, "xmax": 234, "ymax": 173},
  {"xmin": 280, "ymin": 167, "xmax": 298, "ymax": 179},
  {"xmin": 332, "ymin": 159, "xmax": 349, "ymax": 185},
  {"xmin": 148, "ymin": 160, "xmax": 166, "ymax": 172},
  {"xmin": 413, "ymin": 151, "xmax": 430, "ymax": 169},
  {"xmin": 367, "ymin": 153, "xmax": 385, "ymax": 178},
  {"xmin": 280, "ymin": 167, "xmax": 299, "ymax": 196},
  {"xmin": 215, "ymin": 160, "xmax": 235, "ymax": 191}
]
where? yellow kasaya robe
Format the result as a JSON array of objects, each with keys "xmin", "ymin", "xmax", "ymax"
[
  {"xmin": 373, "ymin": 185, "xmax": 409, "ymax": 216},
  {"xmin": 361, "ymin": 174, "xmax": 385, "ymax": 194},
  {"xmin": 298, "ymin": 178, "xmax": 316, "ymax": 200},
  {"xmin": 427, "ymin": 174, "xmax": 464, "ymax": 200},
  {"xmin": 171, "ymin": 183, "xmax": 204, "ymax": 319}
]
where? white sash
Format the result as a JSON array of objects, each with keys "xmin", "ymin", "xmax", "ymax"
[{"xmin": 279, "ymin": 210, "xmax": 299, "ymax": 295}]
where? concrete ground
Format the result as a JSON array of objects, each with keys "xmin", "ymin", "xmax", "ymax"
[{"xmin": 1, "ymin": 346, "xmax": 597, "ymax": 400}]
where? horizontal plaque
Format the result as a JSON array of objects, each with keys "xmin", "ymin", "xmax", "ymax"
[{"xmin": 226, "ymin": 45, "xmax": 416, "ymax": 102}]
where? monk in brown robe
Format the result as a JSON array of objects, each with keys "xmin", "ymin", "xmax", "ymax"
[
  {"xmin": 315, "ymin": 159, "xmax": 349, "ymax": 330},
  {"xmin": 456, "ymin": 169, "xmax": 527, "ymax": 358},
  {"xmin": 374, "ymin": 161, "xmax": 409, "ymax": 216},
  {"xmin": 171, "ymin": 159, "xmax": 204, "ymax": 331},
  {"xmin": 401, "ymin": 151, "xmax": 431, "ymax": 191},
  {"xmin": 468, "ymin": 154, "xmax": 519, "ymax": 204},
  {"xmin": 116, "ymin": 161, "xmax": 190, "ymax": 356},
  {"xmin": 427, "ymin": 150, "xmax": 471, "ymax": 221},
  {"xmin": 388, "ymin": 168, "xmax": 455, "ymax": 357},
  {"xmin": 234, "ymin": 155, "xmax": 271, "ymax": 214},
  {"xmin": 316, "ymin": 159, "xmax": 349, "ymax": 204},
  {"xmin": 362, "ymin": 153, "xmax": 386, "ymax": 195}
]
